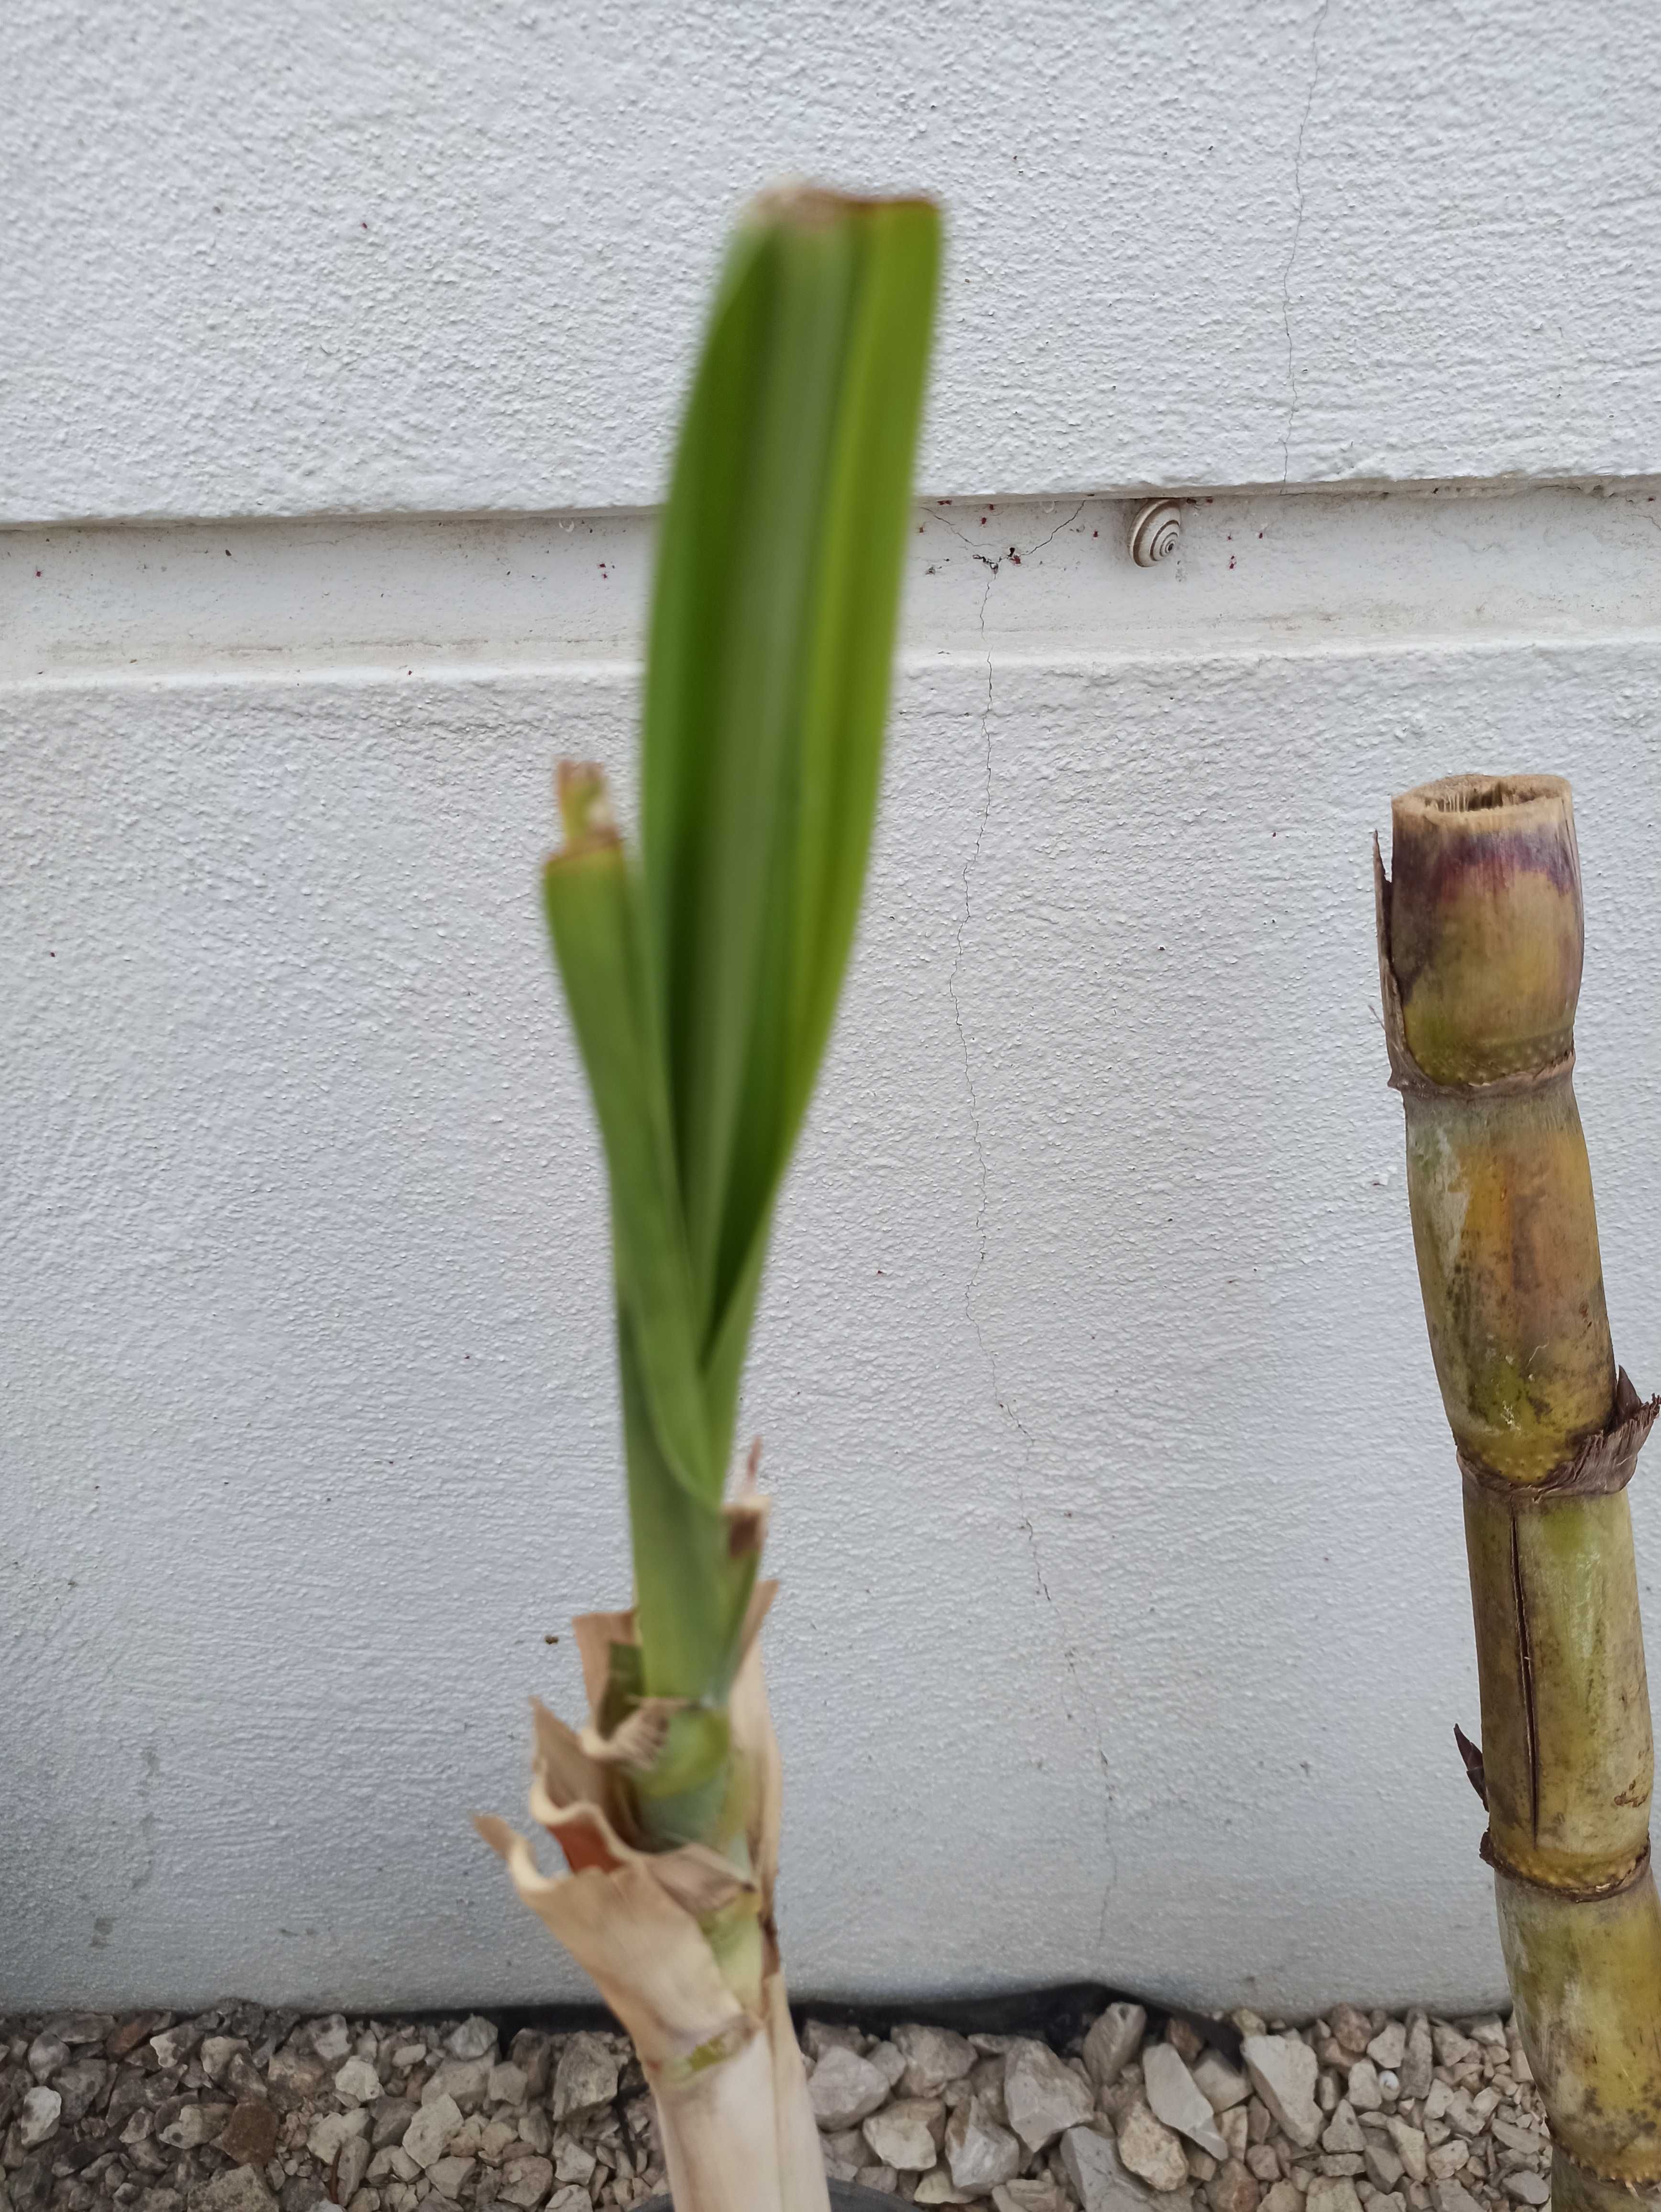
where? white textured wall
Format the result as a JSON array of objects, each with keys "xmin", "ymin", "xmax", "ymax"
[
  {"xmin": 6, "ymin": 0, "xmax": 1661, "ymax": 2018},
  {"xmin": 8, "ymin": 0, "xmax": 1661, "ymax": 520}
]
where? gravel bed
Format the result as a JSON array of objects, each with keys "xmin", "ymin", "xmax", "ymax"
[{"xmin": 0, "ymin": 1999, "xmax": 1551, "ymax": 2212}]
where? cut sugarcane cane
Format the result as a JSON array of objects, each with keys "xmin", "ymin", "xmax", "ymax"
[
  {"xmin": 477, "ymin": 187, "xmax": 940, "ymax": 2212},
  {"xmin": 1375, "ymin": 774, "xmax": 1661, "ymax": 2212}
]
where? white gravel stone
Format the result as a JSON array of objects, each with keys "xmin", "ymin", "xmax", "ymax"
[
  {"xmin": 1116, "ymin": 2101, "xmax": 1190, "ymax": 2193},
  {"xmin": 308, "ymin": 2110, "xmax": 370, "ymax": 2164},
  {"xmin": 1143, "ymin": 2046, "xmax": 1228, "ymax": 2161},
  {"xmin": 805, "ymin": 2022, "xmax": 866, "ymax": 2062},
  {"xmin": 551, "ymin": 2035, "xmax": 618, "ymax": 2123},
  {"xmin": 1240, "ymin": 2037, "xmax": 1322, "ymax": 2151},
  {"xmin": 28, "ymin": 2034, "xmax": 69, "ymax": 2083},
  {"xmin": 403, "ymin": 2094, "xmax": 463, "ymax": 2171},
  {"xmin": 189, "ymin": 2169, "xmax": 277, "ymax": 2212},
  {"xmin": 553, "ymin": 2139, "xmax": 595, "ymax": 2185},
  {"xmin": 336, "ymin": 2137, "xmax": 372, "ymax": 2203},
  {"xmin": 1430, "ymin": 2182, "xmax": 1486, "ymax": 2212},
  {"xmin": 1191, "ymin": 2054, "xmax": 1251, "ymax": 2115},
  {"xmin": 993, "ymin": 2181, "xmax": 1072, "ymax": 2212},
  {"xmin": 868, "ymin": 2041, "xmax": 908, "ymax": 2090},
  {"xmin": 426, "ymin": 2059, "xmax": 490, "ymax": 2115},
  {"xmin": 1365, "ymin": 2025, "xmax": 1406, "ymax": 2072},
  {"xmin": 496, "ymin": 2157, "xmax": 554, "ymax": 2209},
  {"xmin": 1491, "ymin": 2114, "xmax": 1548, "ymax": 2158},
  {"xmin": 808, "ymin": 2046, "xmax": 892, "ymax": 2132},
  {"xmin": 1085, "ymin": 2007, "xmax": 1149, "ymax": 2094},
  {"xmin": 1345, "ymin": 2061, "xmax": 1381, "ymax": 2113},
  {"xmin": 1502, "ymin": 2177, "xmax": 1551, "ymax": 2207},
  {"xmin": 488, "ymin": 2063, "xmax": 528, "ymax": 2109},
  {"xmin": 1384, "ymin": 2121, "xmax": 1428, "ymax": 2184},
  {"xmin": 517, "ymin": 2107, "xmax": 552, "ymax": 2155},
  {"xmin": 307, "ymin": 2018, "xmax": 353, "ymax": 2067},
  {"xmin": 895, "ymin": 2025, "xmax": 978, "ymax": 2099},
  {"xmin": 915, "ymin": 2172, "xmax": 970, "ymax": 2205},
  {"xmin": 1363, "ymin": 2141, "xmax": 1405, "ymax": 2191},
  {"xmin": 1004, "ymin": 2039, "xmax": 1095, "ymax": 2151},
  {"xmin": 1062, "ymin": 2124, "xmax": 1171, "ymax": 2212},
  {"xmin": 1218, "ymin": 2109, "xmax": 1249, "ymax": 2163},
  {"xmin": 1305, "ymin": 2180, "xmax": 1363, "ymax": 2212},
  {"xmin": 53, "ymin": 2057, "xmax": 109, "ymax": 2126},
  {"xmin": 1321, "ymin": 2102, "xmax": 1364, "ymax": 2157},
  {"xmin": 479, "ymin": 2118, "xmax": 520, "ymax": 2161},
  {"xmin": 151, "ymin": 2025, "xmax": 203, "ymax": 2069},
  {"xmin": 19, "ymin": 2086, "xmax": 63, "ymax": 2147},
  {"xmin": 945, "ymin": 2099, "xmax": 1024, "ymax": 2194},
  {"xmin": 1398, "ymin": 2016, "xmax": 1434, "ymax": 2102},
  {"xmin": 200, "ymin": 2038, "xmax": 250, "ymax": 2086},
  {"xmin": 335, "ymin": 2058, "xmax": 382, "ymax": 2106},
  {"xmin": 160, "ymin": 2103, "xmax": 231, "ymax": 2149},
  {"xmin": 446, "ymin": 2020, "xmax": 497, "ymax": 2062},
  {"xmin": 864, "ymin": 2098, "xmax": 945, "ymax": 2172}
]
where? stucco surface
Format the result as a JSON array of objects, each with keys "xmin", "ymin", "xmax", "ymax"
[
  {"xmin": 10, "ymin": 0, "xmax": 1661, "ymax": 2023},
  {"xmin": 7, "ymin": 0, "xmax": 1661, "ymax": 522},
  {"xmin": 7, "ymin": 634, "xmax": 1661, "ymax": 2012}
]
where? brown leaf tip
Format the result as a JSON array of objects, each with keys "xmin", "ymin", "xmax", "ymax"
[{"xmin": 555, "ymin": 762, "xmax": 619, "ymax": 853}]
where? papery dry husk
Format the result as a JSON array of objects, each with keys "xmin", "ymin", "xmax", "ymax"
[{"xmin": 477, "ymin": 1582, "xmax": 827, "ymax": 2212}]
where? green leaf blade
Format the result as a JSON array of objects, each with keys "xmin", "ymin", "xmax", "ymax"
[
  {"xmin": 641, "ymin": 191, "xmax": 942, "ymax": 1375},
  {"xmin": 541, "ymin": 830, "xmax": 712, "ymax": 1502},
  {"xmin": 540, "ymin": 188, "xmax": 940, "ymax": 1720}
]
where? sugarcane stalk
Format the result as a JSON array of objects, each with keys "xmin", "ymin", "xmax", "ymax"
[
  {"xmin": 477, "ymin": 186, "xmax": 939, "ymax": 2212},
  {"xmin": 1375, "ymin": 774, "xmax": 1661, "ymax": 2210}
]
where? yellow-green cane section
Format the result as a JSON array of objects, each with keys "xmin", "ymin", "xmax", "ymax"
[
  {"xmin": 1382, "ymin": 773, "xmax": 1661, "ymax": 2205},
  {"xmin": 1499, "ymin": 1869, "xmax": 1661, "ymax": 2195}
]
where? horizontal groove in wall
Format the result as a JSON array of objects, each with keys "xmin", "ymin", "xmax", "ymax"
[{"xmin": 6, "ymin": 480, "xmax": 1661, "ymax": 687}]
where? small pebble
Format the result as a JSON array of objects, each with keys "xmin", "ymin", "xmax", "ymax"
[
  {"xmin": 1117, "ymin": 2098, "xmax": 1192, "ymax": 2192},
  {"xmin": 19, "ymin": 2085, "xmax": 63, "ymax": 2148}
]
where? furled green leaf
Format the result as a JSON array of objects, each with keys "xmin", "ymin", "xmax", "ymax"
[
  {"xmin": 543, "ymin": 189, "xmax": 940, "ymax": 1721},
  {"xmin": 640, "ymin": 191, "xmax": 941, "ymax": 1460}
]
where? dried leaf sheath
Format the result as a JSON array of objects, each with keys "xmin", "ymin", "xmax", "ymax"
[
  {"xmin": 477, "ymin": 1591, "xmax": 821, "ymax": 2212},
  {"xmin": 1377, "ymin": 774, "xmax": 1661, "ymax": 2207}
]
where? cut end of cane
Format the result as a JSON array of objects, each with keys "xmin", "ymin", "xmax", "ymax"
[
  {"xmin": 744, "ymin": 181, "xmax": 941, "ymax": 231},
  {"xmin": 1404, "ymin": 772, "xmax": 1570, "ymax": 819},
  {"xmin": 1385, "ymin": 771, "xmax": 1583, "ymax": 1086}
]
